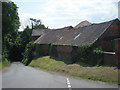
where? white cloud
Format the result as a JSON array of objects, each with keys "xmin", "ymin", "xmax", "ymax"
[
  {"xmin": 12, "ymin": 0, "xmax": 44, "ymax": 2},
  {"xmin": 16, "ymin": 0, "xmax": 119, "ymax": 31}
]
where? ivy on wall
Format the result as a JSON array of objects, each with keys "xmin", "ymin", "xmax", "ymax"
[
  {"xmin": 33, "ymin": 42, "xmax": 104, "ymax": 66},
  {"xmin": 71, "ymin": 43, "xmax": 104, "ymax": 66},
  {"xmin": 34, "ymin": 44, "xmax": 49, "ymax": 59},
  {"xmin": 49, "ymin": 44, "xmax": 58, "ymax": 58}
]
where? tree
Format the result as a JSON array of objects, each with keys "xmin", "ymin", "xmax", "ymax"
[
  {"xmin": 20, "ymin": 26, "xmax": 32, "ymax": 46},
  {"xmin": 22, "ymin": 41, "xmax": 34, "ymax": 66},
  {"xmin": 30, "ymin": 18, "xmax": 48, "ymax": 29},
  {"xmin": 2, "ymin": 1, "xmax": 20, "ymax": 61},
  {"xmin": 21, "ymin": 18, "xmax": 49, "ymax": 65},
  {"xmin": 2, "ymin": 1, "xmax": 48, "ymax": 64},
  {"xmin": 2, "ymin": 1, "xmax": 20, "ymax": 36}
]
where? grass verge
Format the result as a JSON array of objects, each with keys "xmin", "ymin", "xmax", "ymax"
[
  {"xmin": 29, "ymin": 56, "xmax": 119, "ymax": 84},
  {"xmin": 0, "ymin": 59, "xmax": 10, "ymax": 70}
]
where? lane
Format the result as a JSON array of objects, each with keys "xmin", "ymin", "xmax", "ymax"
[
  {"xmin": 2, "ymin": 62, "xmax": 67, "ymax": 88},
  {"xmin": 2, "ymin": 62, "xmax": 118, "ymax": 88},
  {"xmin": 68, "ymin": 77, "xmax": 118, "ymax": 88},
  {"xmin": 66, "ymin": 78, "xmax": 72, "ymax": 89}
]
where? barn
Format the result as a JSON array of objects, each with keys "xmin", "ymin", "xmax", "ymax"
[{"xmin": 32, "ymin": 18, "xmax": 120, "ymax": 66}]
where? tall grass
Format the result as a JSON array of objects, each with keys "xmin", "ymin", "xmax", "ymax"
[{"xmin": 29, "ymin": 56, "xmax": 118, "ymax": 84}]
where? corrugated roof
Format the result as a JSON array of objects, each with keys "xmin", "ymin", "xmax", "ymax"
[{"xmin": 34, "ymin": 19, "xmax": 118, "ymax": 46}]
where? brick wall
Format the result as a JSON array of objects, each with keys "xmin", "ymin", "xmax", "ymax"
[
  {"xmin": 56, "ymin": 45, "xmax": 72, "ymax": 59},
  {"xmin": 115, "ymin": 39, "xmax": 120, "ymax": 65},
  {"xmin": 34, "ymin": 44, "xmax": 49, "ymax": 57},
  {"xmin": 98, "ymin": 20, "xmax": 120, "ymax": 52},
  {"xmin": 103, "ymin": 52, "xmax": 116, "ymax": 66},
  {"xmin": 40, "ymin": 44, "xmax": 49, "ymax": 51}
]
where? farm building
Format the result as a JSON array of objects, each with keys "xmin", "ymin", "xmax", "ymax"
[{"xmin": 32, "ymin": 18, "xmax": 120, "ymax": 66}]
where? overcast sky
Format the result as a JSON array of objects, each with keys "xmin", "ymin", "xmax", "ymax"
[{"xmin": 12, "ymin": 0, "xmax": 119, "ymax": 31}]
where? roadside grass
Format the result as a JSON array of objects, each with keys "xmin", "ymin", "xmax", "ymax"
[
  {"xmin": 0, "ymin": 62, "xmax": 1, "ymax": 70},
  {"xmin": 1, "ymin": 59, "xmax": 10, "ymax": 69},
  {"xmin": 0, "ymin": 54, "xmax": 1, "ymax": 70},
  {"xmin": 29, "ymin": 56, "xmax": 119, "ymax": 84}
]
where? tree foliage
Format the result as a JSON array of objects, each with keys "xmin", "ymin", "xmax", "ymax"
[
  {"xmin": 71, "ymin": 44, "xmax": 104, "ymax": 66},
  {"xmin": 22, "ymin": 41, "xmax": 34, "ymax": 66},
  {"xmin": 2, "ymin": 2, "xmax": 20, "ymax": 61},
  {"xmin": 2, "ymin": 1, "xmax": 48, "ymax": 65},
  {"xmin": 2, "ymin": 2, "xmax": 20, "ymax": 36},
  {"xmin": 30, "ymin": 18, "xmax": 48, "ymax": 29}
]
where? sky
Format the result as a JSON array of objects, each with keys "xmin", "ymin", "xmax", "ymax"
[
  {"xmin": 118, "ymin": 1, "xmax": 120, "ymax": 20},
  {"xmin": 12, "ymin": 0, "xmax": 119, "ymax": 31}
]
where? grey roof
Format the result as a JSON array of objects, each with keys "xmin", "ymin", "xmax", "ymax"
[
  {"xmin": 34, "ymin": 19, "xmax": 119, "ymax": 46},
  {"xmin": 74, "ymin": 20, "xmax": 91, "ymax": 28},
  {"xmin": 34, "ymin": 26, "xmax": 73, "ymax": 44},
  {"xmin": 32, "ymin": 26, "xmax": 73, "ymax": 37},
  {"xmin": 51, "ymin": 26, "xmax": 73, "ymax": 31},
  {"xmin": 31, "ymin": 29, "xmax": 45, "ymax": 36}
]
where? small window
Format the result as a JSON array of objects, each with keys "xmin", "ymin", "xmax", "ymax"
[{"xmin": 74, "ymin": 33, "xmax": 81, "ymax": 40}]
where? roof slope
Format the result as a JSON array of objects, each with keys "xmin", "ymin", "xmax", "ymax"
[
  {"xmin": 34, "ymin": 26, "xmax": 73, "ymax": 44},
  {"xmin": 74, "ymin": 20, "xmax": 91, "ymax": 28},
  {"xmin": 55, "ymin": 20, "xmax": 114, "ymax": 46},
  {"xmin": 32, "ymin": 26, "xmax": 73, "ymax": 37},
  {"xmin": 31, "ymin": 29, "xmax": 45, "ymax": 36},
  {"xmin": 35, "ymin": 19, "xmax": 118, "ymax": 46}
]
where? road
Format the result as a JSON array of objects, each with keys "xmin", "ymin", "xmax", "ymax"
[{"xmin": 1, "ymin": 62, "xmax": 118, "ymax": 88}]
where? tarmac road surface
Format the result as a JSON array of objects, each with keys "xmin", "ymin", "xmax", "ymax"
[{"xmin": 1, "ymin": 62, "xmax": 118, "ymax": 89}]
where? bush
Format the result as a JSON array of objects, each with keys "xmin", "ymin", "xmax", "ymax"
[
  {"xmin": 71, "ymin": 44, "xmax": 104, "ymax": 66},
  {"xmin": 34, "ymin": 44, "xmax": 49, "ymax": 58},
  {"xmin": 2, "ymin": 48, "xmax": 8, "ymax": 60},
  {"xmin": 2, "ymin": 58, "xmax": 10, "ymax": 68},
  {"xmin": 71, "ymin": 45, "xmax": 91, "ymax": 63},
  {"xmin": 49, "ymin": 44, "xmax": 58, "ymax": 58},
  {"xmin": 22, "ymin": 41, "xmax": 34, "ymax": 65},
  {"xmin": 91, "ymin": 48, "xmax": 104, "ymax": 65}
]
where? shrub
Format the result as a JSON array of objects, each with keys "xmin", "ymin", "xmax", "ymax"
[
  {"xmin": 71, "ymin": 45, "xmax": 91, "ymax": 63},
  {"xmin": 2, "ymin": 48, "xmax": 8, "ymax": 61},
  {"xmin": 2, "ymin": 58, "xmax": 10, "ymax": 68},
  {"xmin": 90, "ymin": 48, "xmax": 104, "ymax": 65},
  {"xmin": 71, "ymin": 44, "xmax": 104, "ymax": 66},
  {"xmin": 22, "ymin": 41, "xmax": 34, "ymax": 65},
  {"xmin": 34, "ymin": 44, "xmax": 49, "ymax": 59},
  {"xmin": 49, "ymin": 44, "xmax": 58, "ymax": 58}
]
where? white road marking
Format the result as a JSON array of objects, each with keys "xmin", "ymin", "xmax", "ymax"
[
  {"xmin": 67, "ymin": 82, "xmax": 70, "ymax": 84},
  {"xmin": 68, "ymin": 84, "xmax": 71, "ymax": 88},
  {"xmin": 66, "ymin": 78, "xmax": 72, "ymax": 90}
]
